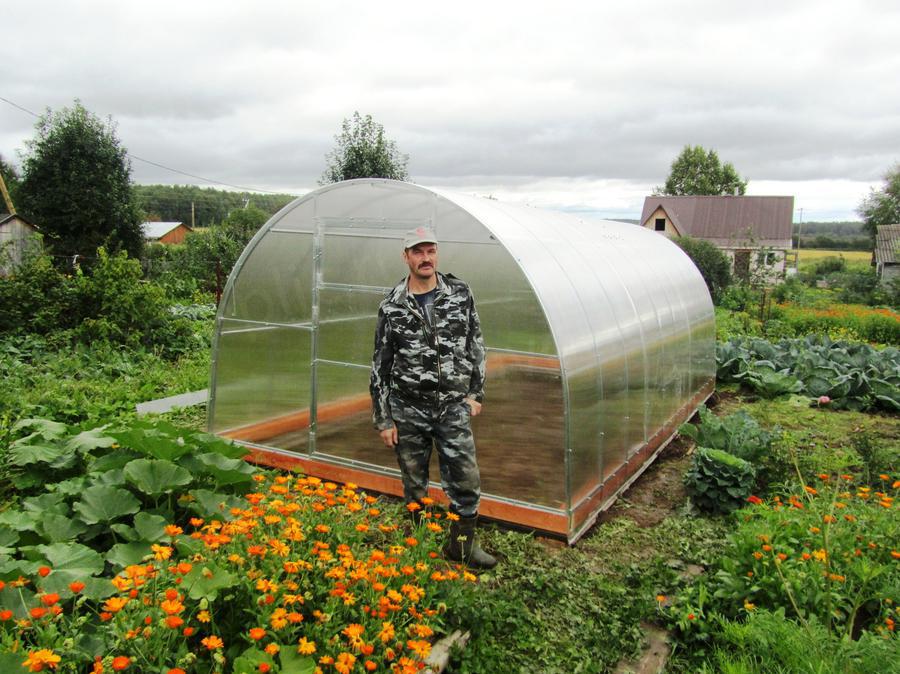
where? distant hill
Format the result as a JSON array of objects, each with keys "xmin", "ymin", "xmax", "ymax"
[{"xmin": 134, "ymin": 185, "xmax": 298, "ymax": 228}]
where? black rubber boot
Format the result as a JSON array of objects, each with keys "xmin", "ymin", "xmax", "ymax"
[{"xmin": 443, "ymin": 515, "xmax": 497, "ymax": 569}]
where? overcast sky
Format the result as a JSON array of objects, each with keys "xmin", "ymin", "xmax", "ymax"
[{"xmin": 2, "ymin": 0, "xmax": 898, "ymax": 221}]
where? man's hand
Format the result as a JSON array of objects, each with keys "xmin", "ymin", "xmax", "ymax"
[
  {"xmin": 465, "ymin": 397, "xmax": 482, "ymax": 417},
  {"xmin": 379, "ymin": 425, "xmax": 398, "ymax": 448}
]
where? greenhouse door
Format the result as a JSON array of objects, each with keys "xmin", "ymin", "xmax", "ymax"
[{"xmin": 308, "ymin": 218, "xmax": 429, "ymax": 469}]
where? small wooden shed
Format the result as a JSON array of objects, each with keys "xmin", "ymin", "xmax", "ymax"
[
  {"xmin": 142, "ymin": 221, "xmax": 192, "ymax": 245},
  {"xmin": 875, "ymin": 224, "xmax": 900, "ymax": 283},
  {"xmin": 0, "ymin": 213, "xmax": 40, "ymax": 276}
]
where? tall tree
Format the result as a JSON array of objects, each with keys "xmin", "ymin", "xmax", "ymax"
[
  {"xmin": 660, "ymin": 145, "xmax": 747, "ymax": 196},
  {"xmin": 857, "ymin": 164, "xmax": 900, "ymax": 242},
  {"xmin": 320, "ymin": 112, "xmax": 409, "ymax": 184},
  {"xmin": 18, "ymin": 101, "xmax": 143, "ymax": 259}
]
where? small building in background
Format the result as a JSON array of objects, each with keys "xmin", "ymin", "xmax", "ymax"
[
  {"xmin": 0, "ymin": 213, "xmax": 41, "ymax": 276},
  {"xmin": 142, "ymin": 221, "xmax": 192, "ymax": 245},
  {"xmin": 875, "ymin": 223, "xmax": 900, "ymax": 283},
  {"xmin": 640, "ymin": 195, "xmax": 794, "ymax": 282}
]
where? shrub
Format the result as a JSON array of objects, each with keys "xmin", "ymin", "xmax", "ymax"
[
  {"xmin": 685, "ymin": 447, "xmax": 756, "ymax": 514},
  {"xmin": 673, "ymin": 236, "xmax": 733, "ymax": 304},
  {"xmin": 0, "ymin": 247, "xmax": 195, "ymax": 358}
]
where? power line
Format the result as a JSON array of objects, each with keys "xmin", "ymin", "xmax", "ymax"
[{"xmin": 0, "ymin": 95, "xmax": 299, "ymax": 196}]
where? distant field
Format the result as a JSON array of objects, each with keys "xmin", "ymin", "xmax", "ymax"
[{"xmin": 797, "ymin": 248, "xmax": 871, "ymax": 271}]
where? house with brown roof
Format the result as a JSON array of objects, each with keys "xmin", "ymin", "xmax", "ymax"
[
  {"xmin": 875, "ymin": 223, "xmax": 900, "ymax": 283},
  {"xmin": 640, "ymin": 195, "xmax": 795, "ymax": 281},
  {"xmin": 142, "ymin": 221, "xmax": 192, "ymax": 245}
]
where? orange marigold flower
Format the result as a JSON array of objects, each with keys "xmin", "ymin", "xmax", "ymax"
[
  {"xmin": 656, "ymin": 595, "xmax": 667, "ymax": 603},
  {"xmin": 258, "ymin": 664, "xmax": 271, "ymax": 673},
  {"xmin": 804, "ymin": 486, "xmax": 818, "ymax": 495},
  {"xmin": 40, "ymin": 593, "xmax": 60, "ymax": 606},
  {"xmin": 22, "ymin": 648, "xmax": 61, "ymax": 672},
  {"xmin": 201, "ymin": 635, "xmax": 224, "ymax": 650},
  {"xmin": 405, "ymin": 537, "xmax": 418, "ymax": 547},
  {"xmin": 165, "ymin": 525, "xmax": 183, "ymax": 536},
  {"xmin": 111, "ymin": 656, "xmax": 131, "ymax": 670},
  {"xmin": 823, "ymin": 515, "xmax": 837, "ymax": 524},
  {"xmin": 746, "ymin": 495, "xmax": 763, "ymax": 505},
  {"xmin": 406, "ymin": 639, "xmax": 432, "ymax": 659},
  {"xmin": 160, "ymin": 599, "xmax": 185, "ymax": 615},
  {"xmin": 687, "ymin": 613, "xmax": 696, "ymax": 620},
  {"xmin": 879, "ymin": 474, "xmax": 890, "ymax": 481},
  {"xmin": 167, "ymin": 669, "xmax": 187, "ymax": 674},
  {"xmin": 183, "ymin": 626, "xmax": 195, "ymax": 636},
  {"xmin": 446, "ymin": 512, "xmax": 460, "ymax": 521},
  {"xmin": 0, "ymin": 609, "xmax": 13, "ymax": 620},
  {"xmin": 343, "ymin": 623, "xmax": 365, "ymax": 639},
  {"xmin": 30, "ymin": 606, "xmax": 48, "ymax": 619},
  {"xmin": 165, "ymin": 616, "xmax": 184, "ymax": 629},
  {"xmin": 264, "ymin": 643, "xmax": 280, "ymax": 655},
  {"xmin": 891, "ymin": 551, "xmax": 900, "ymax": 559},
  {"xmin": 103, "ymin": 596, "xmax": 129, "ymax": 613},
  {"xmin": 249, "ymin": 627, "xmax": 267, "ymax": 640},
  {"xmin": 38, "ymin": 566, "xmax": 51, "ymax": 578},
  {"xmin": 298, "ymin": 637, "xmax": 317, "ymax": 655}
]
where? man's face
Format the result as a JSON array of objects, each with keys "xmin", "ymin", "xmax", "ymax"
[{"xmin": 403, "ymin": 242, "xmax": 438, "ymax": 280}]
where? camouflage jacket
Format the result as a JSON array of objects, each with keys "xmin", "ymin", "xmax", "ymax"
[{"xmin": 370, "ymin": 272, "xmax": 486, "ymax": 430}]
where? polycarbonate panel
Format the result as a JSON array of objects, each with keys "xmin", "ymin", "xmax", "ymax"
[
  {"xmin": 312, "ymin": 361, "xmax": 388, "ymax": 467},
  {"xmin": 317, "ymin": 288, "xmax": 383, "ymax": 366},
  {"xmin": 221, "ymin": 232, "xmax": 313, "ymax": 324},
  {"xmin": 211, "ymin": 322, "xmax": 310, "ymax": 440},
  {"xmin": 437, "ymin": 241, "xmax": 555, "ymax": 355},
  {"xmin": 322, "ymin": 234, "xmax": 407, "ymax": 289},
  {"xmin": 476, "ymin": 353, "xmax": 565, "ymax": 508}
]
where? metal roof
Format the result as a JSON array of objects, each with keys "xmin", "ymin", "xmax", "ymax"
[
  {"xmin": 141, "ymin": 221, "xmax": 188, "ymax": 239},
  {"xmin": 875, "ymin": 223, "xmax": 900, "ymax": 265},
  {"xmin": 641, "ymin": 196, "xmax": 794, "ymax": 247}
]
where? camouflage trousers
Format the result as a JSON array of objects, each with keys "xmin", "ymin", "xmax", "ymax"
[{"xmin": 389, "ymin": 397, "xmax": 481, "ymax": 518}]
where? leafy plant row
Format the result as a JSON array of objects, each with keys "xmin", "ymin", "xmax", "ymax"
[{"xmin": 717, "ymin": 335, "xmax": 900, "ymax": 411}]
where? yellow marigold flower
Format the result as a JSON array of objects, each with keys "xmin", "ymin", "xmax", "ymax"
[
  {"xmin": 152, "ymin": 545, "xmax": 173, "ymax": 561},
  {"xmin": 265, "ymin": 643, "xmax": 280, "ymax": 655},
  {"xmin": 22, "ymin": 648, "xmax": 61, "ymax": 672},
  {"xmin": 427, "ymin": 522, "xmax": 443, "ymax": 533},
  {"xmin": 743, "ymin": 601, "xmax": 756, "ymax": 611},
  {"xmin": 379, "ymin": 621, "xmax": 396, "ymax": 643},
  {"xmin": 197, "ymin": 610, "xmax": 211, "ymax": 623},
  {"xmin": 812, "ymin": 549, "xmax": 827, "ymax": 562},
  {"xmin": 298, "ymin": 637, "xmax": 317, "ymax": 655},
  {"xmin": 270, "ymin": 608, "xmax": 289, "ymax": 629},
  {"xmin": 103, "ymin": 596, "xmax": 130, "ymax": 613},
  {"xmin": 446, "ymin": 512, "xmax": 460, "ymax": 522},
  {"xmin": 406, "ymin": 639, "xmax": 432, "ymax": 659}
]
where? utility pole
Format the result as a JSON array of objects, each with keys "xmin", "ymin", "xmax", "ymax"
[
  {"xmin": 796, "ymin": 207, "xmax": 803, "ymax": 267},
  {"xmin": 0, "ymin": 171, "xmax": 16, "ymax": 215}
]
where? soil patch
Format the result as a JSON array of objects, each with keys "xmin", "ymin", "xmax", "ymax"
[{"xmin": 598, "ymin": 435, "xmax": 693, "ymax": 528}]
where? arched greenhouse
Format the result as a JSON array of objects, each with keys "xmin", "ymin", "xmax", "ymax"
[{"xmin": 208, "ymin": 179, "xmax": 715, "ymax": 542}]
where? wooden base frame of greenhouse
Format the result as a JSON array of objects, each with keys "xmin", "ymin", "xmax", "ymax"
[{"xmin": 226, "ymin": 378, "xmax": 714, "ymax": 544}]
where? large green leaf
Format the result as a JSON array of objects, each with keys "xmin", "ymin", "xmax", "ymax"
[
  {"xmin": 182, "ymin": 562, "xmax": 237, "ymax": 601},
  {"xmin": 279, "ymin": 649, "xmax": 316, "ymax": 674},
  {"xmin": 65, "ymin": 426, "xmax": 118, "ymax": 454},
  {"xmin": 6, "ymin": 442, "xmax": 69, "ymax": 467},
  {"xmin": 108, "ymin": 420, "xmax": 194, "ymax": 461},
  {"xmin": 124, "ymin": 458, "xmax": 193, "ymax": 496},
  {"xmin": 189, "ymin": 431, "xmax": 248, "ymax": 459},
  {"xmin": 22, "ymin": 492, "xmax": 69, "ymax": 516},
  {"xmin": 49, "ymin": 476, "xmax": 88, "ymax": 497},
  {"xmin": 107, "ymin": 542, "xmax": 152, "ymax": 568},
  {"xmin": 233, "ymin": 648, "xmax": 276, "ymax": 674},
  {"xmin": 133, "ymin": 512, "xmax": 167, "ymax": 542},
  {"xmin": 0, "ymin": 509, "xmax": 40, "ymax": 533},
  {"xmin": 193, "ymin": 452, "xmax": 256, "ymax": 486},
  {"xmin": 11, "ymin": 417, "xmax": 67, "ymax": 440},
  {"xmin": 37, "ymin": 513, "xmax": 88, "ymax": 543},
  {"xmin": 73, "ymin": 485, "xmax": 141, "ymax": 524},
  {"xmin": 189, "ymin": 489, "xmax": 249, "ymax": 518}
]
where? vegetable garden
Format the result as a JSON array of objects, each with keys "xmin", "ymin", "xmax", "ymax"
[{"xmin": 0, "ymin": 246, "xmax": 897, "ymax": 673}]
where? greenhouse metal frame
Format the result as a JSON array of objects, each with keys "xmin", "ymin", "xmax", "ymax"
[{"xmin": 208, "ymin": 179, "xmax": 715, "ymax": 542}]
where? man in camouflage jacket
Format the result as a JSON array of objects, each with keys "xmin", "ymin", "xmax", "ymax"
[{"xmin": 370, "ymin": 226, "xmax": 497, "ymax": 568}]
